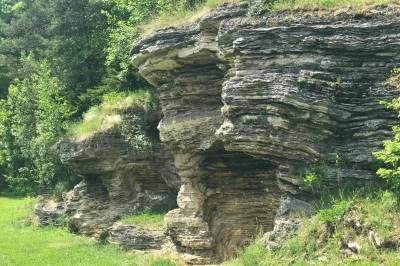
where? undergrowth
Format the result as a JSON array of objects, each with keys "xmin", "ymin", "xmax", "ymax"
[
  {"xmin": 228, "ymin": 190, "xmax": 400, "ymax": 266},
  {"xmin": 67, "ymin": 90, "xmax": 152, "ymax": 139}
]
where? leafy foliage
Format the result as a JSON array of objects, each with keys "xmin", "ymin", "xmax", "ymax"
[
  {"xmin": 303, "ymin": 171, "xmax": 327, "ymax": 193},
  {"xmin": 374, "ymin": 68, "xmax": 400, "ymax": 193},
  {"xmin": 318, "ymin": 199, "xmax": 352, "ymax": 224},
  {"xmin": 0, "ymin": 55, "xmax": 74, "ymax": 194},
  {"xmin": 0, "ymin": 0, "xmax": 228, "ymax": 194},
  {"xmin": 0, "ymin": 0, "xmax": 110, "ymax": 111}
]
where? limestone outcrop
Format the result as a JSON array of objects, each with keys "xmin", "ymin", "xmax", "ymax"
[
  {"xmin": 34, "ymin": 199, "xmax": 66, "ymax": 226},
  {"xmin": 33, "ymin": 2, "xmax": 400, "ymax": 264},
  {"xmin": 107, "ymin": 223, "xmax": 167, "ymax": 250},
  {"xmin": 35, "ymin": 107, "xmax": 180, "ymax": 239},
  {"xmin": 130, "ymin": 3, "xmax": 400, "ymax": 263}
]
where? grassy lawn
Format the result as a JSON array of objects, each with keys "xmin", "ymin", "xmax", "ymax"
[
  {"xmin": 119, "ymin": 211, "xmax": 167, "ymax": 230},
  {"xmin": 0, "ymin": 197, "xmax": 177, "ymax": 266}
]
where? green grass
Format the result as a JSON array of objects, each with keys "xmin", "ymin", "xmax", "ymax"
[
  {"xmin": 140, "ymin": 0, "xmax": 240, "ymax": 36},
  {"xmin": 120, "ymin": 210, "xmax": 167, "ymax": 230},
  {"xmin": 227, "ymin": 190, "xmax": 400, "ymax": 266},
  {"xmin": 269, "ymin": 0, "xmax": 400, "ymax": 12},
  {"xmin": 67, "ymin": 90, "xmax": 152, "ymax": 139},
  {"xmin": 0, "ymin": 197, "xmax": 178, "ymax": 266}
]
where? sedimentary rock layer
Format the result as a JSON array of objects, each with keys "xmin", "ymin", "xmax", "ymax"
[
  {"xmin": 131, "ymin": 4, "xmax": 400, "ymax": 263},
  {"xmin": 58, "ymin": 108, "xmax": 179, "ymax": 238}
]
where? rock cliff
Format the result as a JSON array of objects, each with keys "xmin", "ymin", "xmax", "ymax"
[
  {"xmin": 33, "ymin": 2, "xmax": 400, "ymax": 264},
  {"xmin": 130, "ymin": 3, "xmax": 400, "ymax": 264}
]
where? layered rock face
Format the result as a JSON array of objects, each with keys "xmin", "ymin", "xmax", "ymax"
[
  {"xmin": 131, "ymin": 4, "xmax": 400, "ymax": 263},
  {"xmin": 57, "ymin": 108, "xmax": 179, "ymax": 238},
  {"xmin": 107, "ymin": 223, "xmax": 167, "ymax": 250}
]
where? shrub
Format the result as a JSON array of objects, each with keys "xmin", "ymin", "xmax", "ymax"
[
  {"xmin": 303, "ymin": 171, "xmax": 326, "ymax": 192},
  {"xmin": 318, "ymin": 199, "xmax": 352, "ymax": 224},
  {"xmin": 374, "ymin": 68, "xmax": 400, "ymax": 194}
]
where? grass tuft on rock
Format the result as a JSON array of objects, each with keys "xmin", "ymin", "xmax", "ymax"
[
  {"xmin": 119, "ymin": 210, "xmax": 167, "ymax": 230},
  {"xmin": 67, "ymin": 90, "xmax": 152, "ymax": 140},
  {"xmin": 227, "ymin": 190, "xmax": 400, "ymax": 266},
  {"xmin": 268, "ymin": 0, "xmax": 400, "ymax": 12},
  {"xmin": 140, "ymin": 0, "xmax": 240, "ymax": 36}
]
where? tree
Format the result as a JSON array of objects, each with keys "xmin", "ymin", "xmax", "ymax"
[
  {"xmin": 0, "ymin": 55, "xmax": 74, "ymax": 194},
  {"xmin": 0, "ymin": 0, "xmax": 110, "ymax": 113}
]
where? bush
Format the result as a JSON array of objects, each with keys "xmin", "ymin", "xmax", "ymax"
[
  {"xmin": 374, "ymin": 68, "xmax": 400, "ymax": 194},
  {"xmin": 318, "ymin": 199, "xmax": 352, "ymax": 224}
]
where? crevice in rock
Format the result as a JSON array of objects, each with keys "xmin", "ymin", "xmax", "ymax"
[{"xmin": 201, "ymin": 149, "xmax": 283, "ymax": 260}]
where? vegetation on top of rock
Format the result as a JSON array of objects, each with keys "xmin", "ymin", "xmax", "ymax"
[
  {"xmin": 267, "ymin": 0, "xmax": 400, "ymax": 12},
  {"xmin": 67, "ymin": 90, "xmax": 153, "ymax": 140},
  {"xmin": 140, "ymin": 0, "xmax": 240, "ymax": 36},
  {"xmin": 119, "ymin": 210, "xmax": 167, "ymax": 230},
  {"xmin": 228, "ymin": 190, "xmax": 400, "ymax": 266}
]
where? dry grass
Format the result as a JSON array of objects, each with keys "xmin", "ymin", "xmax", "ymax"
[
  {"xmin": 140, "ymin": 0, "xmax": 240, "ymax": 37},
  {"xmin": 67, "ymin": 91, "xmax": 152, "ymax": 140},
  {"xmin": 269, "ymin": 0, "xmax": 400, "ymax": 12}
]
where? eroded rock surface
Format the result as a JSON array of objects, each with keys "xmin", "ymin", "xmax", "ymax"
[
  {"xmin": 34, "ymin": 199, "xmax": 66, "ymax": 226},
  {"xmin": 130, "ymin": 4, "xmax": 400, "ymax": 263},
  {"xmin": 107, "ymin": 223, "xmax": 167, "ymax": 250},
  {"xmin": 56, "ymin": 107, "xmax": 179, "ymax": 238},
  {"xmin": 264, "ymin": 196, "xmax": 314, "ymax": 250}
]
